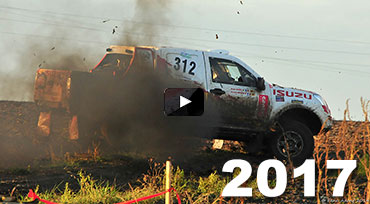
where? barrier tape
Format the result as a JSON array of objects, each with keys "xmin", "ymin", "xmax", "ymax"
[
  {"xmin": 28, "ymin": 188, "xmax": 181, "ymax": 204},
  {"xmin": 28, "ymin": 190, "xmax": 58, "ymax": 204},
  {"xmin": 116, "ymin": 188, "xmax": 181, "ymax": 204}
]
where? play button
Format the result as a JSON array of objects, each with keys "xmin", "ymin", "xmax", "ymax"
[
  {"xmin": 164, "ymin": 88, "xmax": 204, "ymax": 116},
  {"xmin": 180, "ymin": 96, "xmax": 192, "ymax": 108}
]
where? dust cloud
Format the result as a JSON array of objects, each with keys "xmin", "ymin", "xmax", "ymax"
[
  {"xmin": 0, "ymin": 0, "xmax": 221, "ymax": 167},
  {"xmin": 72, "ymin": 69, "xmax": 213, "ymax": 162},
  {"xmin": 0, "ymin": 36, "xmax": 99, "ymax": 167},
  {"xmin": 74, "ymin": 0, "xmax": 220, "ymax": 161},
  {"xmin": 116, "ymin": 0, "xmax": 172, "ymax": 46},
  {"xmin": 0, "ymin": 40, "xmax": 95, "ymax": 101}
]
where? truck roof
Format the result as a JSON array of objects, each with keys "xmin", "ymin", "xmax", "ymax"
[{"xmin": 107, "ymin": 45, "xmax": 230, "ymax": 55}]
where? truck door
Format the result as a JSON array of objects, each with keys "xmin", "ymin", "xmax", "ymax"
[{"xmin": 204, "ymin": 52, "xmax": 270, "ymax": 130}]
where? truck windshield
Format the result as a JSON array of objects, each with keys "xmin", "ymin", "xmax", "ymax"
[{"xmin": 94, "ymin": 54, "xmax": 133, "ymax": 72}]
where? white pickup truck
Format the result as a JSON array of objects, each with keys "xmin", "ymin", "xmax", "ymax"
[{"xmin": 34, "ymin": 45, "xmax": 333, "ymax": 165}]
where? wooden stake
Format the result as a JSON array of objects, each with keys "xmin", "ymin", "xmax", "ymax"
[{"xmin": 165, "ymin": 160, "xmax": 172, "ymax": 204}]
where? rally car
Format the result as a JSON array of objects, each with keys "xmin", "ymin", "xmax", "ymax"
[{"xmin": 34, "ymin": 45, "xmax": 333, "ymax": 165}]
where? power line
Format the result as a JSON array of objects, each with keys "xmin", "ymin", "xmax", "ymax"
[
  {"xmin": 0, "ymin": 17, "xmax": 108, "ymax": 33},
  {"xmin": 3, "ymin": 15, "xmax": 370, "ymax": 57},
  {"xmin": 1, "ymin": 27, "xmax": 370, "ymax": 77},
  {"xmin": 235, "ymin": 54, "xmax": 370, "ymax": 76},
  {"xmin": 2, "ymin": 28, "xmax": 370, "ymax": 75},
  {"xmin": 0, "ymin": 8, "xmax": 109, "ymax": 30},
  {"xmin": 0, "ymin": 30, "xmax": 209, "ymax": 50},
  {"xmin": 262, "ymin": 60, "xmax": 370, "ymax": 78},
  {"xmin": 0, "ymin": 6, "xmax": 109, "ymax": 21},
  {"xmin": 268, "ymin": 57, "xmax": 370, "ymax": 68},
  {"xmin": 269, "ymin": 59, "xmax": 370, "ymax": 75},
  {"xmin": 233, "ymin": 52, "xmax": 370, "ymax": 68},
  {"xmin": 2, "ymin": 5, "xmax": 370, "ymax": 56},
  {"xmin": 2, "ymin": 5, "xmax": 370, "ymax": 46},
  {"xmin": 0, "ymin": 31, "xmax": 109, "ymax": 45}
]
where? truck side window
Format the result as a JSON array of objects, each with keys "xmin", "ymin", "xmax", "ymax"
[
  {"xmin": 95, "ymin": 54, "xmax": 132, "ymax": 72},
  {"xmin": 209, "ymin": 57, "xmax": 256, "ymax": 87}
]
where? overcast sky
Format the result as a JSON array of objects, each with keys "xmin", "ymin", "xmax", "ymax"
[{"xmin": 0, "ymin": 0, "xmax": 369, "ymax": 121}]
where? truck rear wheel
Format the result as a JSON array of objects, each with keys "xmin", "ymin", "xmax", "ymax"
[{"xmin": 269, "ymin": 120, "xmax": 314, "ymax": 166}]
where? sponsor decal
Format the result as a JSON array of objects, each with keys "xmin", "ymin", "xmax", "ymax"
[
  {"xmin": 273, "ymin": 89, "xmax": 312, "ymax": 100},
  {"xmin": 231, "ymin": 91, "xmax": 245, "ymax": 95},
  {"xmin": 231, "ymin": 91, "xmax": 244, "ymax": 95},
  {"xmin": 180, "ymin": 52, "xmax": 192, "ymax": 59},
  {"xmin": 230, "ymin": 88, "xmax": 256, "ymax": 96},
  {"xmin": 230, "ymin": 88, "xmax": 245, "ymax": 95},
  {"xmin": 275, "ymin": 95, "xmax": 285, "ymax": 102},
  {"xmin": 250, "ymin": 90, "xmax": 256, "ymax": 96},
  {"xmin": 258, "ymin": 95, "xmax": 269, "ymax": 117},
  {"xmin": 291, "ymin": 99, "xmax": 303, "ymax": 104}
]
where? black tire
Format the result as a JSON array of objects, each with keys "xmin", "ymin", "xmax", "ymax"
[{"xmin": 269, "ymin": 120, "xmax": 314, "ymax": 166}]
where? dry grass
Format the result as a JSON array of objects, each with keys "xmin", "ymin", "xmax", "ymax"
[{"xmin": 314, "ymin": 98, "xmax": 370, "ymax": 203}]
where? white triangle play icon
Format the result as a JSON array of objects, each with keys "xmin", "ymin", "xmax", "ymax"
[{"xmin": 180, "ymin": 96, "xmax": 192, "ymax": 108}]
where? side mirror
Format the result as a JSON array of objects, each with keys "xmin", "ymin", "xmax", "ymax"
[{"xmin": 256, "ymin": 77, "xmax": 266, "ymax": 91}]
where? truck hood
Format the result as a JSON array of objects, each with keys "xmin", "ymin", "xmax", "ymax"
[{"xmin": 271, "ymin": 83, "xmax": 331, "ymax": 115}]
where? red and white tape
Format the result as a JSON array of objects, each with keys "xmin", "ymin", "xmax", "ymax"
[{"xmin": 28, "ymin": 188, "xmax": 181, "ymax": 204}]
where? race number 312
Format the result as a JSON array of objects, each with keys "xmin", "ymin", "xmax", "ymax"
[{"xmin": 222, "ymin": 159, "xmax": 356, "ymax": 197}]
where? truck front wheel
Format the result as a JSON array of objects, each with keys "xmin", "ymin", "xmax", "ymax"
[{"xmin": 269, "ymin": 120, "xmax": 314, "ymax": 166}]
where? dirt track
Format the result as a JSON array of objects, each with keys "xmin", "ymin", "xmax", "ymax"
[
  {"xmin": 0, "ymin": 101, "xmax": 40, "ymax": 166},
  {"xmin": 0, "ymin": 101, "xmax": 268, "ymax": 196},
  {"xmin": 0, "ymin": 101, "xmax": 79, "ymax": 167},
  {"xmin": 0, "ymin": 100, "xmax": 362, "ymax": 199},
  {"xmin": 0, "ymin": 101, "xmax": 152, "ymax": 195}
]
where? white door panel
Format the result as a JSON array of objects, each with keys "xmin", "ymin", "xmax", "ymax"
[{"xmin": 204, "ymin": 52, "xmax": 271, "ymax": 128}]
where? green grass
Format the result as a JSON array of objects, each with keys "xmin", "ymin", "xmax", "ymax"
[
  {"xmin": 19, "ymin": 160, "xmax": 231, "ymax": 204},
  {"xmin": 21, "ymin": 171, "xmax": 122, "ymax": 204}
]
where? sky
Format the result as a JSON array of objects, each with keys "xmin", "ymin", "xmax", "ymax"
[{"xmin": 0, "ymin": 0, "xmax": 369, "ymax": 121}]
